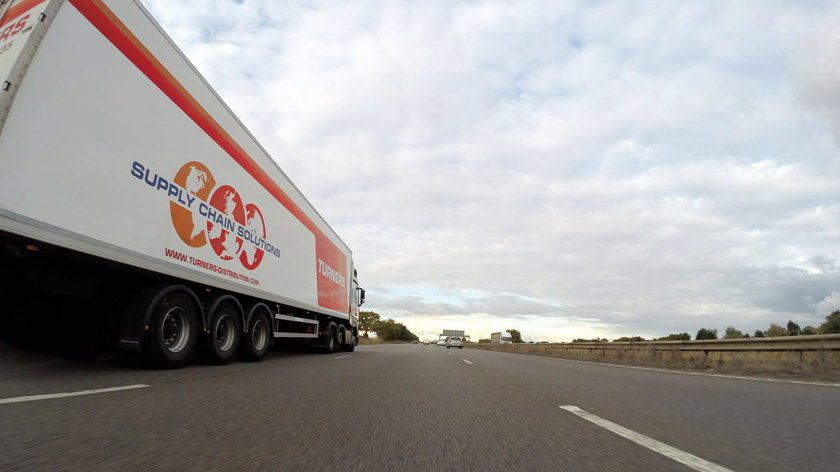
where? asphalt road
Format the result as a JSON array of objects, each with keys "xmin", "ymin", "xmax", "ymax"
[{"xmin": 0, "ymin": 343, "xmax": 838, "ymax": 471}]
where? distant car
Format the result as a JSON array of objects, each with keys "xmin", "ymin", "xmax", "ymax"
[
  {"xmin": 411, "ymin": 340, "xmax": 419, "ymax": 344},
  {"xmin": 436, "ymin": 339, "xmax": 445, "ymax": 346},
  {"xmin": 423, "ymin": 340, "xmax": 430, "ymax": 345},
  {"xmin": 446, "ymin": 336, "xmax": 463, "ymax": 349}
]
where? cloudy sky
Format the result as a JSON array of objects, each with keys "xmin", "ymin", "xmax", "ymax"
[{"xmin": 143, "ymin": 0, "xmax": 840, "ymax": 342}]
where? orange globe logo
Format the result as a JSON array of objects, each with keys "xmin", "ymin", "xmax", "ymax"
[
  {"xmin": 168, "ymin": 162, "xmax": 267, "ymax": 270},
  {"xmin": 170, "ymin": 162, "xmax": 216, "ymax": 248}
]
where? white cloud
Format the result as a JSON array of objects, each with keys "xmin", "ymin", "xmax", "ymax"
[
  {"xmin": 789, "ymin": 26, "xmax": 840, "ymax": 147},
  {"xmin": 815, "ymin": 291, "xmax": 840, "ymax": 318},
  {"xmin": 142, "ymin": 0, "xmax": 840, "ymax": 341}
]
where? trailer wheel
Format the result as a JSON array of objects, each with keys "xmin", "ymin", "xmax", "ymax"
[
  {"xmin": 198, "ymin": 302, "xmax": 241, "ymax": 365},
  {"xmin": 342, "ymin": 330, "xmax": 356, "ymax": 352},
  {"xmin": 146, "ymin": 291, "xmax": 198, "ymax": 369},
  {"xmin": 239, "ymin": 310, "xmax": 270, "ymax": 362},
  {"xmin": 322, "ymin": 324, "xmax": 338, "ymax": 354},
  {"xmin": 343, "ymin": 336, "xmax": 356, "ymax": 352}
]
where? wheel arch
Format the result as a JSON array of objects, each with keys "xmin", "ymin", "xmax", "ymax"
[
  {"xmin": 142, "ymin": 285, "xmax": 205, "ymax": 334},
  {"xmin": 203, "ymin": 294, "xmax": 245, "ymax": 334},
  {"xmin": 243, "ymin": 302, "xmax": 272, "ymax": 333}
]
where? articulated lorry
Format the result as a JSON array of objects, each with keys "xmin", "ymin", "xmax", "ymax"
[
  {"xmin": 490, "ymin": 332, "xmax": 513, "ymax": 344},
  {"xmin": 0, "ymin": 0, "xmax": 365, "ymax": 368}
]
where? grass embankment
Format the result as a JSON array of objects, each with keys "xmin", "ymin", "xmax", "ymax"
[{"xmin": 466, "ymin": 342, "xmax": 840, "ymax": 382}]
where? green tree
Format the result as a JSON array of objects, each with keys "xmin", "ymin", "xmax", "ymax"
[
  {"xmin": 753, "ymin": 329, "xmax": 765, "ymax": 338},
  {"xmin": 655, "ymin": 333, "xmax": 691, "ymax": 341},
  {"xmin": 818, "ymin": 311, "xmax": 840, "ymax": 334},
  {"xmin": 613, "ymin": 336, "xmax": 646, "ymax": 342},
  {"xmin": 723, "ymin": 326, "xmax": 744, "ymax": 339},
  {"xmin": 765, "ymin": 323, "xmax": 787, "ymax": 337},
  {"xmin": 786, "ymin": 320, "xmax": 801, "ymax": 336},
  {"xmin": 801, "ymin": 326, "xmax": 817, "ymax": 336},
  {"xmin": 359, "ymin": 311, "xmax": 380, "ymax": 337},
  {"xmin": 506, "ymin": 329, "xmax": 523, "ymax": 343},
  {"xmin": 371, "ymin": 318, "xmax": 418, "ymax": 342},
  {"xmin": 695, "ymin": 328, "xmax": 718, "ymax": 340}
]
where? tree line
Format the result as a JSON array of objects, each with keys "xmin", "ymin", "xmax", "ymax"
[
  {"xmin": 359, "ymin": 311, "xmax": 418, "ymax": 342},
  {"xmin": 356, "ymin": 310, "xmax": 840, "ymax": 344},
  {"xmin": 572, "ymin": 310, "xmax": 840, "ymax": 342}
]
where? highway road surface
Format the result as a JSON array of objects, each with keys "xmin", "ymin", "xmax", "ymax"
[{"xmin": 1, "ymin": 342, "xmax": 838, "ymax": 471}]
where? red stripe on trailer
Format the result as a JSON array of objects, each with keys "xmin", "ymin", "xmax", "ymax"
[
  {"xmin": 0, "ymin": 0, "xmax": 46, "ymax": 29},
  {"xmin": 68, "ymin": 0, "xmax": 348, "ymax": 313},
  {"xmin": 0, "ymin": 0, "xmax": 47, "ymax": 28}
]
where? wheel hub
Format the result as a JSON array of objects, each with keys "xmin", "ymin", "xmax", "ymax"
[
  {"xmin": 214, "ymin": 314, "xmax": 235, "ymax": 352},
  {"xmin": 160, "ymin": 307, "xmax": 189, "ymax": 353}
]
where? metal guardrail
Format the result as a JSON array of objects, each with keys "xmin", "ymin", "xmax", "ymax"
[{"xmin": 471, "ymin": 334, "xmax": 840, "ymax": 352}]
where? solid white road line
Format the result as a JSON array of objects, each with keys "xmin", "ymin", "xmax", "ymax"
[
  {"xmin": 0, "ymin": 384, "xmax": 150, "ymax": 405},
  {"xmin": 462, "ymin": 359, "xmax": 474, "ymax": 365},
  {"xmin": 559, "ymin": 406, "xmax": 732, "ymax": 472},
  {"xmin": 334, "ymin": 355, "xmax": 352, "ymax": 359},
  {"xmin": 447, "ymin": 352, "xmax": 452, "ymax": 355}
]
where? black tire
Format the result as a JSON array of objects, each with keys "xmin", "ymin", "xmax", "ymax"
[
  {"xmin": 145, "ymin": 291, "xmax": 198, "ymax": 369},
  {"xmin": 198, "ymin": 302, "xmax": 241, "ymax": 365},
  {"xmin": 239, "ymin": 309, "xmax": 270, "ymax": 362},
  {"xmin": 322, "ymin": 324, "xmax": 338, "ymax": 354},
  {"xmin": 328, "ymin": 326, "xmax": 339, "ymax": 354},
  {"xmin": 343, "ymin": 332, "xmax": 356, "ymax": 352}
]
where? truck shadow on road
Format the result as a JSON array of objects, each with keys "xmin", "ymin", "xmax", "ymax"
[{"xmin": 0, "ymin": 337, "xmax": 327, "ymax": 376}]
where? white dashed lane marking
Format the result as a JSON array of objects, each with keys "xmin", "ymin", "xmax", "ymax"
[
  {"xmin": 559, "ymin": 406, "xmax": 733, "ymax": 472},
  {"xmin": 0, "ymin": 385, "xmax": 150, "ymax": 405}
]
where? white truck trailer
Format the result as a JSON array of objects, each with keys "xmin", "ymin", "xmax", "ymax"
[
  {"xmin": 0, "ymin": 0, "xmax": 365, "ymax": 368},
  {"xmin": 490, "ymin": 332, "xmax": 513, "ymax": 344}
]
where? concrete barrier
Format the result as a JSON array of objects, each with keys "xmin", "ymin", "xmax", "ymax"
[{"xmin": 466, "ymin": 335, "xmax": 840, "ymax": 379}]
